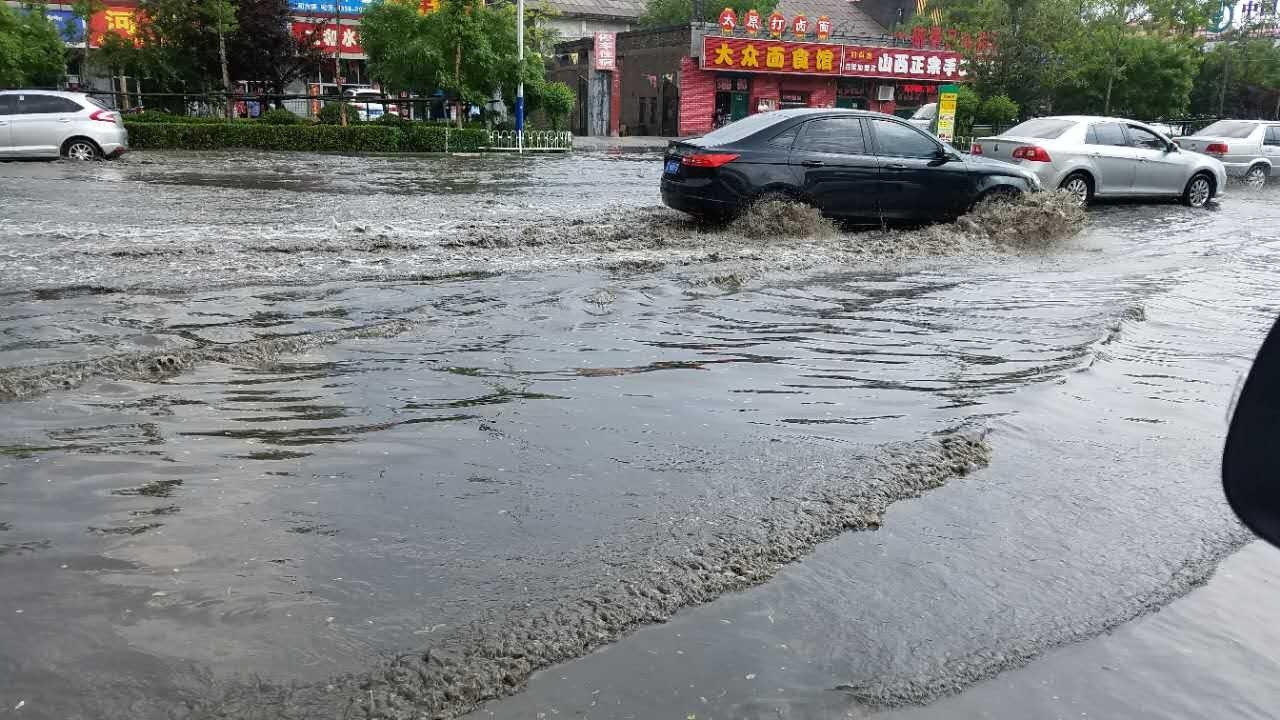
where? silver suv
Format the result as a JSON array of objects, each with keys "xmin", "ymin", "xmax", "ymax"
[
  {"xmin": 0, "ymin": 90, "xmax": 129, "ymax": 160},
  {"xmin": 1175, "ymin": 120, "xmax": 1280, "ymax": 188}
]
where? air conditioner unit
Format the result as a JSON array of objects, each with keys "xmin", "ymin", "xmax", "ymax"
[{"xmin": 877, "ymin": 85, "xmax": 895, "ymax": 102}]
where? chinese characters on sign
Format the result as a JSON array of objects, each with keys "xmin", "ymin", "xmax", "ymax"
[
  {"xmin": 839, "ymin": 45, "xmax": 964, "ymax": 80},
  {"xmin": 815, "ymin": 15, "xmax": 832, "ymax": 41},
  {"xmin": 744, "ymin": 9, "xmax": 761, "ymax": 35},
  {"xmin": 935, "ymin": 84, "xmax": 958, "ymax": 142},
  {"xmin": 593, "ymin": 32, "xmax": 617, "ymax": 71},
  {"xmin": 89, "ymin": 6, "xmax": 142, "ymax": 48},
  {"xmin": 289, "ymin": 0, "xmax": 373, "ymax": 15},
  {"xmin": 708, "ymin": 38, "xmax": 840, "ymax": 75},
  {"xmin": 703, "ymin": 37, "xmax": 964, "ymax": 80},
  {"xmin": 292, "ymin": 21, "xmax": 364, "ymax": 54},
  {"xmin": 719, "ymin": 7, "xmax": 738, "ymax": 34},
  {"xmin": 790, "ymin": 14, "xmax": 808, "ymax": 38},
  {"xmin": 767, "ymin": 11, "xmax": 786, "ymax": 38}
]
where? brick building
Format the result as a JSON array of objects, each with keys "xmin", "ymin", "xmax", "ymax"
[{"xmin": 551, "ymin": 0, "xmax": 967, "ymax": 137}]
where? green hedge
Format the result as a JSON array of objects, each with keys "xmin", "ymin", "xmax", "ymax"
[{"xmin": 125, "ymin": 121, "xmax": 492, "ymax": 153}]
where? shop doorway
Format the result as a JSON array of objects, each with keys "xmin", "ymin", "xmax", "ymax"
[
  {"xmin": 661, "ymin": 76, "xmax": 679, "ymax": 136},
  {"xmin": 779, "ymin": 91, "xmax": 809, "ymax": 109},
  {"xmin": 714, "ymin": 76, "xmax": 751, "ymax": 126},
  {"xmin": 836, "ymin": 96, "xmax": 868, "ymax": 109}
]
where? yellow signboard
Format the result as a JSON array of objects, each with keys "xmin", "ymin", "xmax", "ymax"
[{"xmin": 936, "ymin": 83, "xmax": 959, "ymax": 143}]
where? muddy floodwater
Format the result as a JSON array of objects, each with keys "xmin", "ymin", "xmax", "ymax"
[{"xmin": 1, "ymin": 151, "xmax": 1279, "ymax": 719}]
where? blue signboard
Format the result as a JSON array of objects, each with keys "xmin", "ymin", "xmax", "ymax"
[
  {"xmin": 45, "ymin": 9, "xmax": 86, "ymax": 44},
  {"xmin": 289, "ymin": 0, "xmax": 375, "ymax": 14}
]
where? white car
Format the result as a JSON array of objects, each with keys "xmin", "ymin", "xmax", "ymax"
[
  {"xmin": 972, "ymin": 115, "xmax": 1228, "ymax": 207},
  {"xmin": 343, "ymin": 88, "xmax": 393, "ymax": 122},
  {"xmin": 1175, "ymin": 120, "xmax": 1280, "ymax": 188},
  {"xmin": 907, "ymin": 102, "xmax": 937, "ymax": 131},
  {"xmin": 0, "ymin": 90, "xmax": 128, "ymax": 160}
]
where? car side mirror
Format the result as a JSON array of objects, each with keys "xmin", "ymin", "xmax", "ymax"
[
  {"xmin": 1225, "ymin": 316, "xmax": 1280, "ymax": 549},
  {"xmin": 1166, "ymin": 142, "xmax": 1178, "ymax": 153}
]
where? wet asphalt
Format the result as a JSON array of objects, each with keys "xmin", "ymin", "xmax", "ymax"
[{"xmin": 1, "ymin": 151, "xmax": 1278, "ymax": 719}]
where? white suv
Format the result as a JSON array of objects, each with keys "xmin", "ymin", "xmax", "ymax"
[{"xmin": 0, "ymin": 90, "xmax": 128, "ymax": 160}]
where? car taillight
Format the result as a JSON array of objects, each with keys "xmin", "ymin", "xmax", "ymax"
[
  {"xmin": 682, "ymin": 152, "xmax": 739, "ymax": 168},
  {"xmin": 1205, "ymin": 142, "xmax": 1228, "ymax": 155},
  {"xmin": 89, "ymin": 109, "xmax": 117, "ymax": 123},
  {"xmin": 1011, "ymin": 145, "xmax": 1052, "ymax": 162},
  {"xmin": 970, "ymin": 143, "xmax": 983, "ymax": 155}
]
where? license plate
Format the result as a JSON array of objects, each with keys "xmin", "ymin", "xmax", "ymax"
[{"xmin": 665, "ymin": 159, "xmax": 680, "ymax": 175}]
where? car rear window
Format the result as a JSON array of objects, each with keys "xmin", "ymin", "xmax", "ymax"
[
  {"xmin": 20, "ymin": 95, "xmax": 83, "ymax": 113},
  {"xmin": 1194, "ymin": 120, "xmax": 1259, "ymax": 138},
  {"xmin": 86, "ymin": 97, "xmax": 110, "ymax": 110},
  {"xmin": 695, "ymin": 112, "xmax": 791, "ymax": 145},
  {"xmin": 1002, "ymin": 118, "xmax": 1076, "ymax": 139}
]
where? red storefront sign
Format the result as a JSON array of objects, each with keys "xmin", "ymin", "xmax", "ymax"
[
  {"xmin": 89, "ymin": 6, "xmax": 143, "ymax": 48},
  {"xmin": 292, "ymin": 21, "xmax": 363, "ymax": 54},
  {"xmin": 840, "ymin": 45, "xmax": 964, "ymax": 80},
  {"xmin": 701, "ymin": 37, "xmax": 964, "ymax": 81},
  {"xmin": 593, "ymin": 31, "xmax": 617, "ymax": 70},
  {"xmin": 705, "ymin": 37, "xmax": 840, "ymax": 75}
]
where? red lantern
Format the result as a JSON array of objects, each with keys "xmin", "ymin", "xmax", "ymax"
[
  {"xmin": 767, "ymin": 11, "xmax": 786, "ymax": 38},
  {"xmin": 718, "ymin": 7, "xmax": 738, "ymax": 34},
  {"xmin": 744, "ymin": 9, "xmax": 761, "ymax": 35},
  {"xmin": 791, "ymin": 14, "xmax": 809, "ymax": 38},
  {"xmin": 815, "ymin": 15, "xmax": 831, "ymax": 40}
]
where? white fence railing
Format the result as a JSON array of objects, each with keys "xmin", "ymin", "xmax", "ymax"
[{"xmin": 486, "ymin": 130, "xmax": 574, "ymax": 152}]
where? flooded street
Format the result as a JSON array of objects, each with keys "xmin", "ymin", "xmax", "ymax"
[{"xmin": 1, "ymin": 151, "xmax": 1278, "ymax": 719}]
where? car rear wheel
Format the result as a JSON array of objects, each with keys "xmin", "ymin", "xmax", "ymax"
[
  {"xmin": 62, "ymin": 139, "xmax": 101, "ymax": 161},
  {"xmin": 1244, "ymin": 165, "xmax": 1268, "ymax": 189},
  {"xmin": 1182, "ymin": 173, "xmax": 1214, "ymax": 208},
  {"xmin": 1059, "ymin": 172, "xmax": 1093, "ymax": 207}
]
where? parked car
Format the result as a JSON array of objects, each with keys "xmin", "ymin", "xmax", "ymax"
[
  {"xmin": 0, "ymin": 90, "xmax": 127, "ymax": 160},
  {"xmin": 972, "ymin": 116, "xmax": 1226, "ymax": 207},
  {"xmin": 1174, "ymin": 120, "xmax": 1280, "ymax": 189},
  {"xmin": 660, "ymin": 108, "xmax": 1041, "ymax": 224},
  {"xmin": 907, "ymin": 102, "xmax": 937, "ymax": 131}
]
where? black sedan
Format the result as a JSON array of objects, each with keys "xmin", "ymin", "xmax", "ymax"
[{"xmin": 661, "ymin": 108, "xmax": 1042, "ymax": 223}]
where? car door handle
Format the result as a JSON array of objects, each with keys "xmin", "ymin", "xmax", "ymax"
[
  {"xmin": 58, "ymin": 118, "xmax": 72, "ymax": 123},
  {"xmin": 800, "ymin": 160, "xmax": 824, "ymax": 167},
  {"xmin": 886, "ymin": 163, "xmax": 907, "ymax": 170}
]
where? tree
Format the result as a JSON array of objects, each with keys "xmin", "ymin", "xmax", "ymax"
[
  {"xmin": 210, "ymin": 0, "xmax": 238, "ymax": 116},
  {"xmin": 70, "ymin": 0, "xmax": 105, "ymax": 86},
  {"xmin": 542, "ymin": 80, "xmax": 574, "ymax": 130},
  {"xmin": 0, "ymin": 3, "xmax": 66, "ymax": 88},
  {"xmin": 228, "ymin": 0, "xmax": 326, "ymax": 98},
  {"xmin": 640, "ymin": 0, "xmax": 778, "ymax": 27},
  {"xmin": 362, "ymin": 0, "xmax": 550, "ymax": 127},
  {"xmin": 1190, "ymin": 34, "xmax": 1280, "ymax": 119}
]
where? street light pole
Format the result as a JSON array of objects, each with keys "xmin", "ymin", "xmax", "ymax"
[{"xmin": 516, "ymin": 0, "xmax": 525, "ymax": 153}]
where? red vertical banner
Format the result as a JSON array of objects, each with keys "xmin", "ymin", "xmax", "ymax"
[{"xmin": 593, "ymin": 31, "xmax": 616, "ymax": 71}]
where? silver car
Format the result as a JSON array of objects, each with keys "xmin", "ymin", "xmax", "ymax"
[
  {"xmin": 1175, "ymin": 120, "xmax": 1280, "ymax": 189},
  {"xmin": 0, "ymin": 90, "xmax": 128, "ymax": 160},
  {"xmin": 972, "ymin": 116, "xmax": 1227, "ymax": 207}
]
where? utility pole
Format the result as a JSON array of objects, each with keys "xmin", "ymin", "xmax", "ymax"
[
  {"xmin": 335, "ymin": 0, "xmax": 347, "ymax": 126},
  {"xmin": 516, "ymin": 0, "xmax": 525, "ymax": 153}
]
